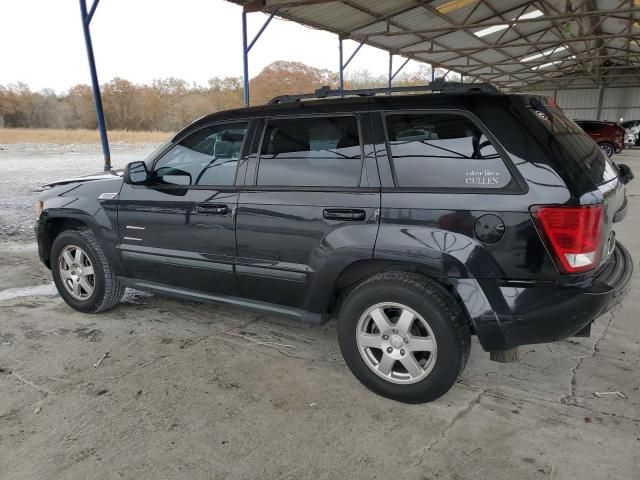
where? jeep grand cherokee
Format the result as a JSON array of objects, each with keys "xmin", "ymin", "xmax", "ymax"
[{"xmin": 35, "ymin": 82, "xmax": 633, "ymax": 403}]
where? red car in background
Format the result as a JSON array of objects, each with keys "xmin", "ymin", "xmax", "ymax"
[{"xmin": 574, "ymin": 120, "xmax": 625, "ymax": 157}]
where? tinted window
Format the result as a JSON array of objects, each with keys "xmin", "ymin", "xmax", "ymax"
[
  {"xmin": 385, "ymin": 113, "xmax": 512, "ymax": 189},
  {"xmin": 154, "ymin": 123, "xmax": 246, "ymax": 186},
  {"xmin": 257, "ymin": 116, "xmax": 362, "ymax": 187},
  {"xmin": 542, "ymin": 108, "xmax": 618, "ymax": 185},
  {"xmin": 576, "ymin": 122, "xmax": 598, "ymax": 133}
]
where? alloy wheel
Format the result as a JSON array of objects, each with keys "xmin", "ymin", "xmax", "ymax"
[
  {"xmin": 356, "ymin": 302, "xmax": 438, "ymax": 384},
  {"xmin": 58, "ymin": 245, "xmax": 95, "ymax": 300},
  {"xmin": 599, "ymin": 143, "xmax": 614, "ymax": 157}
]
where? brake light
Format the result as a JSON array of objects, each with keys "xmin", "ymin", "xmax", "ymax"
[{"xmin": 530, "ymin": 205, "xmax": 603, "ymax": 274}]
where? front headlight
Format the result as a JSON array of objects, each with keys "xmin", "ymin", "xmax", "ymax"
[{"xmin": 35, "ymin": 200, "xmax": 43, "ymax": 219}]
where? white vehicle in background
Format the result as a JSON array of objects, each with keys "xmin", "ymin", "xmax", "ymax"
[{"xmin": 622, "ymin": 120, "xmax": 640, "ymax": 146}]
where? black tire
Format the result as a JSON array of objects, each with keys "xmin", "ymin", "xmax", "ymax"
[
  {"xmin": 598, "ymin": 142, "xmax": 615, "ymax": 157},
  {"xmin": 337, "ymin": 272, "xmax": 470, "ymax": 403},
  {"xmin": 51, "ymin": 228, "xmax": 124, "ymax": 313}
]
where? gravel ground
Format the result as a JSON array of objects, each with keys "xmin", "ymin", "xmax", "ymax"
[
  {"xmin": 0, "ymin": 145, "xmax": 638, "ymax": 480},
  {"xmin": 0, "ymin": 143, "xmax": 158, "ymax": 240}
]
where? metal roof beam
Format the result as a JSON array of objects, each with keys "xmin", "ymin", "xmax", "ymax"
[
  {"xmin": 417, "ymin": 0, "xmax": 524, "ymax": 74},
  {"xmin": 352, "ymin": 8, "xmax": 639, "ymax": 37},
  {"xmin": 336, "ymin": 0, "xmax": 513, "ymax": 80},
  {"xmin": 534, "ymin": 0, "xmax": 593, "ymax": 79},
  {"xmin": 86, "ymin": 0, "xmax": 100, "ymax": 24},
  {"xmin": 244, "ymin": 0, "xmax": 334, "ymax": 12},
  {"xmin": 227, "ymin": 0, "xmax": 639, "ymax": 88},
  {"xmin": 464, "ymin": 54, "xmax": 639, "ymax": 67},
  {"xmin": 399, "ymin": 33, "xmax": 640, "ymax": 54}
]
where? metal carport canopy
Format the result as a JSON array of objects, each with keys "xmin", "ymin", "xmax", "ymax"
[{"xmin": 232, "ymin": 0, "xmax": 640, "ymax": 91}]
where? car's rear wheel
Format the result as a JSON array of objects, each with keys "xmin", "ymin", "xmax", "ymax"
[
  {"xmin": 337, "ymin": 272, "xmax": 470, "ymax": 403},
  {"xmin": 598, "ymin": 142, "xmax": 615, "ymax": 157},
  {"xmin": 51, "ymin": 228, "xmax": 124, "ymax": 313}
]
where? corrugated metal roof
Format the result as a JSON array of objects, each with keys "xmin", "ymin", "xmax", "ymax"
[{"xmin": 230, "ymin": 0, "xmax": 640, "ymax": 90}]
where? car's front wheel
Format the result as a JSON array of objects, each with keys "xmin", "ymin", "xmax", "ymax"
[
  {"xmin": 51, "ymin": 228, "xmax": 124, "ymax": 313},
  {"xmin": 337, "ymin": 272, "xmax": 470, "ymax": 403}
]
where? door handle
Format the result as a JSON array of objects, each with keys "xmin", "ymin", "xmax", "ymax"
[
  {"xmin": 196, "ymin": 204, "xmax": 228, "ymax": 215},
  {"xmin": 323, "ymin": 208, "xmax": 366, "ymax": 221}
]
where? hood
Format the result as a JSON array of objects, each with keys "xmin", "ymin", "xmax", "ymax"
[{"xmin": 43, "ymin": 169, "xmax": 123, "ymax": 188}]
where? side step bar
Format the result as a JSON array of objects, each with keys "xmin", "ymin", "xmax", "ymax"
[{"xmin": 118, "ymin": 277, "xmax": 327, "ymax": 325}]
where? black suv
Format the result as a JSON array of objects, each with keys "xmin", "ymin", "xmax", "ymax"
[{"xmin": 35, "ymin": 83, "xmax": 633, "ymax": 403}]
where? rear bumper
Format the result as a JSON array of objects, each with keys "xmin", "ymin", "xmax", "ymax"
[{"xmin": 454, "ymin": 241, "xmax": 633, "ymax": 351}]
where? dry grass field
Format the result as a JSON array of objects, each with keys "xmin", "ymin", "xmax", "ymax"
[{"xmin": 0, "ymin": 128, "xmax": 172, "ymax": 144}]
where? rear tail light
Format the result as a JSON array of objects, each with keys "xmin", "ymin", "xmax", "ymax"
[{"xmin": 530, "ymin": 205, "xmax": 603, "ymax": 274}]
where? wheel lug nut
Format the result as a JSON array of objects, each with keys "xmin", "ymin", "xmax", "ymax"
[
  {"xmin": 393, "ymin": 329, "xmax": 398, "ymax": 334},
  {"xmin": 382, "ymin": 334, "xmax": 389, "ymax": 340},
  {"xmin": 400, "ymin": 349, "xmax": 405, "ymax": 356},
  {"xmin": 404, "ymin": 338, "xmax": 409, "ymax": 344},
  {"xmin": 387, "ymin": 347, "xmax": 393, "ymax": 354}
]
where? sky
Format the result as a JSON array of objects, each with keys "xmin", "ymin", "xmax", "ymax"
[{"xmin": 0, "ymin": 0, "xmax": 425, "ymax": 92}]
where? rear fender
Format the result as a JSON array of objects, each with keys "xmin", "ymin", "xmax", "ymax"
[
  {"xmin": 301, "ymin": 223, "xmax": 380, "ymax": 315},
  {"xmin": 373, "ymin": 225, "xmax": 508, "ymax": 349},
  {"xmin": 374, "ymin": 226, "xmax": 504, "ymax": 279}
]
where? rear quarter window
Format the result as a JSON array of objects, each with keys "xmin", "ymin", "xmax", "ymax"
[
  {"xmin": 536, "ymin": 106, "xmax": 618, "ymax": 185},
  {"xmin": 385, "ymin": 113, "xmax": 513, "ymax": 189}
]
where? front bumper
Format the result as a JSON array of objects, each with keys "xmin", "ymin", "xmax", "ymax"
[
  {"xmin": 461, "ymin": 242, "xmax": 633, "ymax": 351},
  {"xmin": 35, "ymin": 219, "xmax": 49, "ymax": 267}
]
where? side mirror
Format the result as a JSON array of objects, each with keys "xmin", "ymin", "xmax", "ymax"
[
  {"xmin": 123, "ymin": 161, "xmax": 150, "ymax": 185},
  {"xmin": 155, "ymin": 166, "xmax": 192, "ymax": 186},
  {"xmin": 617, "ymin": 163, "xmax": 634, "ymax": 184},
  {"xmin": 162, "ymin": 173, "xmax": 191, "ymax": 186}
]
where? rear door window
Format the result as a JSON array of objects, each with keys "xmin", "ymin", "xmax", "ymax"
[
  {"xmin": 385, "ymin": 113, "xmax": 512, "ymax": 189},
  {"xmin": 257, "ymin": 116, "xmax": 362, "ymax": 187}
]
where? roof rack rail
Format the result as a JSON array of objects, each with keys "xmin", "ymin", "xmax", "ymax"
[{"xmin": 268, "ymin": 78, "xmax": 498, "ymax": 104}]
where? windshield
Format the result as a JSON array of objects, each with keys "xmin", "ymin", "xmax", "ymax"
[{"xmin": 533, "ymin": 104, "xmax": 618, "ymax": 186}]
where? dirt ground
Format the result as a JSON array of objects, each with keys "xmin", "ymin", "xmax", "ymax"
[{"xmin": 0, "ymin": 144, "xmax": 638, "ymax": 480}]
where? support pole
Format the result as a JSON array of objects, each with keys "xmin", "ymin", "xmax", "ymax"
[
  {"xmin": 242, "ymin": 9, "xmax": 277, "ymax": 107},
  {"xmin": 388, "ymin": 53, "xmax": 393, "ymax": 90},
  {"xmin": 79, "ymin": 0, "xmax": 110, "ymax": 171},
  {"xmin": 390, "ymin": 56, "xmax": 412, "ymax": 83},
  {"xmin": 339, "ymin": 38, "xmax": 344, "ymax": 91},
  {"xmin": 338, "ymin": 38, "xmax": 366, "ymax": 92},
  {"xmin": 242, "ymin": 11, "xmax": 249, "ymax": 107},
  {"xmin": 596, "ymin": 84, "xmax": 606, "ymax": 120}
]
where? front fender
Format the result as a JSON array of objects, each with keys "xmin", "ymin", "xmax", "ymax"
[{"xmin": 38, "ymin": 182, "xmax": 123, "ymax": 274}]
